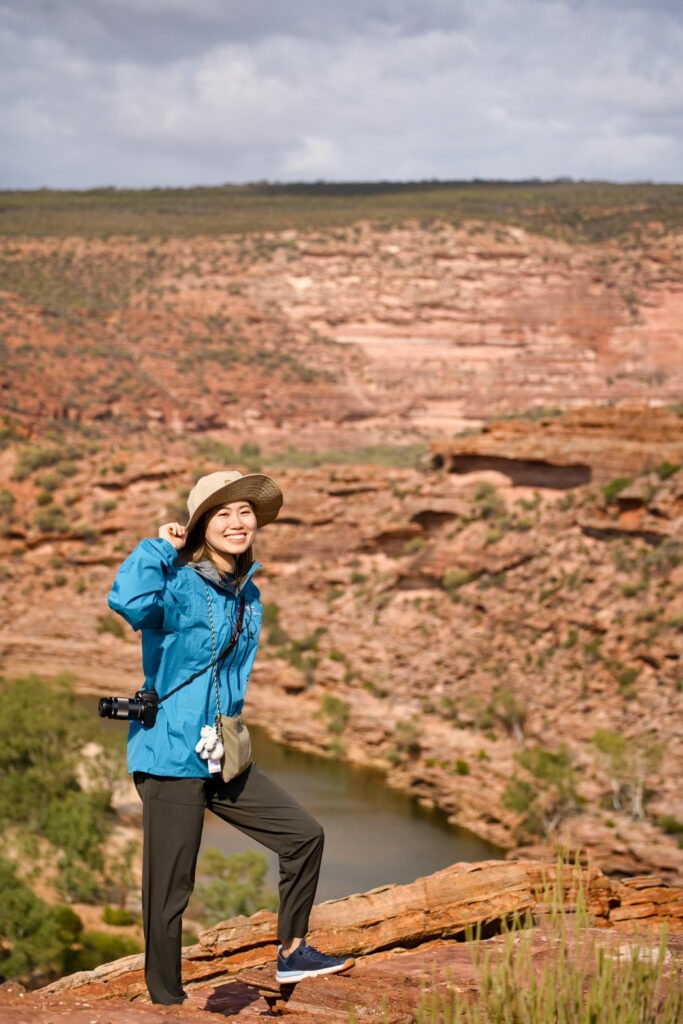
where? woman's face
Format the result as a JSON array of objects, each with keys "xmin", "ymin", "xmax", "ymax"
[{"xmin": 204, "ymin": 500, "xmax": 258, "ymax": 564}]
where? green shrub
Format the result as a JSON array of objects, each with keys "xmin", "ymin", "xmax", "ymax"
[
  {"xmin": 0, "ymin": 488, "xmax": 15, "ymax": 517},
  {"xmin": 641, "ymin": 538, "xmax": 682, "ymax": 576},
  {"xmin": 616, "ymin": 666, "xmax": 639, "ymax": 698},
  {"xmin": 442, "ymin": 569, "xmax": 470, "ymax": 598},
  {"xmin": 455, "ymin": 759, "xmax": 470, "ymax": 776},
  {"xmin": 37, "ymin": 473, "xmax": 61, "ymax": 492},
  {"xmin": 195, "ymin": 438, "xmax": 237, "ymax": 463},
  {"xmin": 320, "ymin": 693, "xmax": 350, "ymax": 735},
  {"xmin": 492, "ymin": 686, "xmax": 527, "ymax": 741},
  {"xmin": 389, "ymin": 720, "xmax": 421, "ymax": 764},
  {"xmin": 654, "ymin": 461, "xmax": 680, "ymax": 480},
  {"xmin": 0, "ymin": 856, "xmax": 76, "ymax": 980},
  {"xmin": 188, "ymin": 848, "xmax": 277, "ymax": 927},
  {"xmin": 602, "ymin": 476, "xmax": 632, "ymax": 503},
  {"xmin": 0, "ymin": 675, "xmax": 117, "ymax": 902},
  {"xmin": 102, "ymin": 905, "xmax": 134, "ymax": 926},
  {"xmin": 270, "ymin": 442, "xmax": 427, "ymax": 470},
  {"xmin": 474, "ymin": 481, "xmax": 505, "ymax": 520},
  {"xmin": 63, "ymin": 930, "xmax": 141, "ymax": 974},
  {"xmin": 656, "ymin": 815, "xmax": 683, "ymax": 835},
  {"xmin": 13, "ymin": 446, "xmax": 63, "ymax": 480},
  {"xmin": 593, "ymin": 728, "xmax": 663, "ymax": 818},
  {"xmin": 621, "ymin": 580, "xmax": 646, "ymax": 597},
  {"xmin": 504, "ymin": 746, "xmax": 578, "ymax": 838},
  {"xmin": 263, "ymin": 601, "xmax": 290, "ymax": 646},
  {"xmin": 33, "ymin": 505, "xmax": 69, "ymax": 532},
  {"xmin": 96, "ymin": 613, "xmax": 126, "ymax": 638}
]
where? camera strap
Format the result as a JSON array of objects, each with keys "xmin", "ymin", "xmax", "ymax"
[{"xmin": 154, "ymin": 596, "xmax": 246, "ymax": 707}]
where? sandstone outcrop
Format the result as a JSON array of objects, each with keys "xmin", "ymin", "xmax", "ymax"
[
  {"xmin": 1, "ymin": 860, "xmax": 679, "ymax": 1024},
  {"xmin": 431, "ymin": 405, "xmax": 683, "ymax": 487}
]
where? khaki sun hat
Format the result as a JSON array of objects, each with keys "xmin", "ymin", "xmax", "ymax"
[{"xmin": 186, "ymin": 470, "xmax": 283, "ymax": 534}]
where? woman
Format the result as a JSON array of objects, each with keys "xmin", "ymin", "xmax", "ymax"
[{"xmin": 109, "ymin": 469, "xmax": 354, "ymax": 1005}]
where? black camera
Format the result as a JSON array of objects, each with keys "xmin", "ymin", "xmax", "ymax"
[{"xmin": 98, "ymin": 690, "xmax": 159, "ymax": 727}]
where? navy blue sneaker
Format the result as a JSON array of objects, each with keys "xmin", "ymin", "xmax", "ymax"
[{"xmin": 276, "ymin": 940, "xmax": 355, "ymax": 982}]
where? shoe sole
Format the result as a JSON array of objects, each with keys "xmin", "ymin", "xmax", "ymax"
[{"xmin": 275, "ymin": 957, "xmax": 355, "ymax": 983}]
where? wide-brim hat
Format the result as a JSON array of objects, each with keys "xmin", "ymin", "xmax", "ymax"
[{"xmin": 186, "ymin": 470, "xmax": 283, "ymax": 534}]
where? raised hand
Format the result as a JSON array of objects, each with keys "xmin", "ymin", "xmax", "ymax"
[{"xmin": 158, "ymin": 522, "xmax": 187, "ymax": 550}]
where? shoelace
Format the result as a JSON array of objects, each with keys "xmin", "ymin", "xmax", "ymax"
[{"xmin": 297, "ymin": 942, "xmax": 336, "ymax": 963}]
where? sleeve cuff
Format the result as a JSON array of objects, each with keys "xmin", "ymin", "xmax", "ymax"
[{"xmin": 142, "ymin": 536, "xmax": 179, "ymax": 564}]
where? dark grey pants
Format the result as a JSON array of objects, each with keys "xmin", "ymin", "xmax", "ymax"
[{"xmin": 134, "ymin": 763, "xmax": 324, "ymax": 1005}]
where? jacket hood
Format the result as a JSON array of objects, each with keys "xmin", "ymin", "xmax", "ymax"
[{"xmin": 187, "ymin": 558, "xmax": 260, "ymax": 594}]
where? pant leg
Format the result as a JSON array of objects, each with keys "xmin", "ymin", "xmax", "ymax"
[
  {"xmin": 134, "ymin": 773, "xmax": 207, "ymax": 1004},
  {"xmin": 206, "ymin": 763, "xmax": 324, "ymax": 944}
]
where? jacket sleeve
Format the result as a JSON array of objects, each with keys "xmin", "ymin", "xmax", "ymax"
[{"xmin": 108, "ymin": 538, "xmax": 179, "ymax": 631}]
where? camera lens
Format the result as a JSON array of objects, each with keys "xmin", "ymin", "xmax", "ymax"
[
  {"xmin": 99, "ymin": 696, "xmax": 137, "ymax": 719},
  {"xmin": 98, "ymin": 697, "xmax": 114, "ymax": 717}
]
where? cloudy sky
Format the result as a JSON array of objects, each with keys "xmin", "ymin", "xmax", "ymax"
[{"xmin": 1, "ymin": 0, "xmax": 681, "ymax": 188}]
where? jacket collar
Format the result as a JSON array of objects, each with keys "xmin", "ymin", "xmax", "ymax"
[{"xmin": 187, "ymin": 558, "xmax": 260, "ymax": 595}]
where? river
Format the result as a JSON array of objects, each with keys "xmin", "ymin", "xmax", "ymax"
[
  {"xmin": 195, "ymin": 725, "xmax": 499, "ymax": 901},
  {"xmin": 90, "ymin": 705, "xmax": 501, "ymax": 902}
]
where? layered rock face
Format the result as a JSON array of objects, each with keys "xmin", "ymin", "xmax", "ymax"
[
  {"xmin": 1, "ymin": 223, "xmax": 681, "ymax": 447},
  {"xmin": 1, "ymin": 221, "xmax": 682, "ymax": 926},
  {"xmin": 431, "ymin": 405, "xmax": 683, "ymax": 488},
  {"xmin": 2, "ymin": 860, "xmax": 680, "ymax": 1023},
  {"xmin": 1, "ymin": 410, "xmax": 682, "ymax": 882}
]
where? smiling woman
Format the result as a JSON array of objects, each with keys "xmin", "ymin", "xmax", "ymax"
[{"xmin": 107, "ymin": 469, "xmax": 356, "ymax": 1004}]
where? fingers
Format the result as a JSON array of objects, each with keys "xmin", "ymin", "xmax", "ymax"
[{"xmin": 158, "ymin": 522, "xmax": 188, "ymax": 549}]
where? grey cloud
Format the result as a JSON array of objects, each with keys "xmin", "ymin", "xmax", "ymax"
[
  {"xmin": 0, "ymin": 0, "xmax": 681, "ymax": 188},
  {"xmin": 3, "ymin": 0, "xmax": 474, "ymax": 63}
]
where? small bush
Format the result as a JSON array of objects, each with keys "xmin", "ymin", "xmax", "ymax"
[
  {"xmin": 64, "ymin": 930, "xmax": 141, "ymax": 974},
  {"xmin": 96, "ymin": 613, "xmax": 126, "ymax": 639},
  {"xmin": 13, "ymin": 446, "xmax": 63, "ymax": 480},
  {"xmin": 455, "ymin": 759, "xmax": 470, "ymax": 776},
  {"xmin": 442, "ymin": 569, "xmax": 470, "ymax": 597},
  {"xmin": 102, "ymin": 905, "xmax": 134, "ymax": 926},
  {"xmin": 320, "ymin": 693, "xmax": 350, "ymax": 735},
  {"xmin": 656, "ymin": 814, "xmax": 683, "ymax": 835},
  {"xmin": 33, "ymin": 505, "xmax": 69, "ymax": 532},
  {"xmin": 654, "ymin": 461, "xmax": 680, "ymax": 480},
  {"xmin": 602, "ymin": 476, "xmax": 632, "ymax": 503},
  {"xmin": 188, "ymin": 848, "xmax": 277, "ymax": 927},
  {"xmin": 0, "ymin": 488, "xmax": 15, "ymax": 516},
  {"xmin": 37, "ymin": 473, "xmax": 60, "ymax": 492}
]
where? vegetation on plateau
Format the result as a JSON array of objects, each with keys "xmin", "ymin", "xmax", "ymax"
[{"xmin": 1, "ymin": 181, "xmax": 682, "ymax": 242}]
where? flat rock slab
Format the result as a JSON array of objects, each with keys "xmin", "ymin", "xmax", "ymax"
[
  {"xmin": 0, "ymin": 945, "xmax": 474, "ymax": 1024},
  {"xmin": 4, "ymin": 931, "xmax": 682, "ymax": 1024}
]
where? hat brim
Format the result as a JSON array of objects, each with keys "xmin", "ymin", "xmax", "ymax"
[{"xmin": 186, "ymin": 474, "xmax": 283, "ymax": 534}]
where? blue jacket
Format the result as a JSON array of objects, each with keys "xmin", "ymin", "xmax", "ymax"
[{"xmin": 108, "ymin": 537, "xmax": 262, "ymax": 777}]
